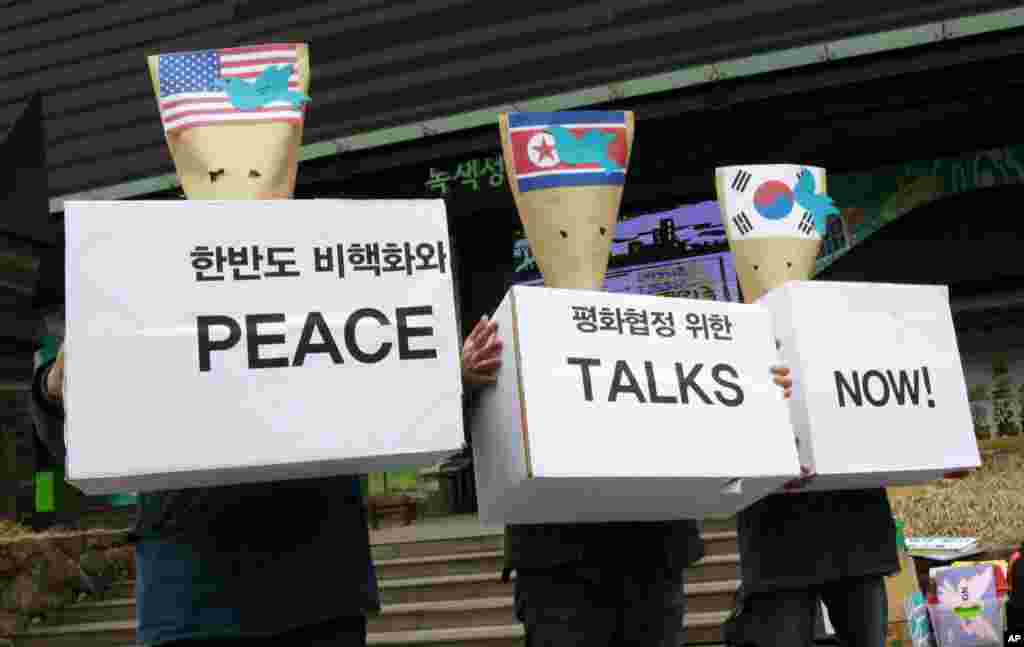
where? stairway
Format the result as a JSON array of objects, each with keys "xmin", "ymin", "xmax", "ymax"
[{"xmin": 14, "ymin": 520, "xmax": 739, "ymax": 647}]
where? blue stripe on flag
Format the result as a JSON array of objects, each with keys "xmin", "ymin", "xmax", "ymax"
[
  {"xmin": 508, "ymin": 111, "xmax": 626, "ymax": 128},
  {"xmin": 519, "ymin": 171, "xmax": 626, "ymax": 192}
]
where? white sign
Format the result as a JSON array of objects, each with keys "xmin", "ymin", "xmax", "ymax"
[
  {"xmin": 758, "ymin": 281, "xmax": 980, "ymax": 490},
  {"xmin": 64, "ymin": 200, "xmax": 463, "ymax": 494},
  {"xmin": 471, "ymin": 285, "xmax": 800, "ymax": 524}
]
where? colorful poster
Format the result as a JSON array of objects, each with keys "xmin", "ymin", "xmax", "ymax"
[{"xmin": 513, "ymin": 200, "xmax": 740, "ymax": 301}]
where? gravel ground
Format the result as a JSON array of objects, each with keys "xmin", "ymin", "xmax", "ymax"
[
  {"xmin": 892, "ymin": 452, "xmax": 1024, "ymax": 548},
  {"xmin": 0, "ymin": 519, "xmax": 34, "ymax": 539}
]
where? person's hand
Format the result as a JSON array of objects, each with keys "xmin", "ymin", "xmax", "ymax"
[
  {"xmin": 771, "ymin": 364, "xmax": 793, "ymax": 400},
  {"xmin": 772, "ymin": 364, "xmax": 811, "ymax": 492},
  {"xmin": 462, "ymin": 316, "xmax": 502, "ymax": 387},
  {"xmin": 46, "ymin": 350, "xmax": 65, "ymax": 402},
  {"xmin": 782, "ymin": 465, "xmax": 817, "ymax": 493}
]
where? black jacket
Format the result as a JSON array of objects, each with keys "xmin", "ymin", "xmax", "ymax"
[
  {"xmin": 505, "ymin": 518, "xmax": 705, "ymax": 575},
  {"xmin": 736, "ymin": 489, "xmax": 899, "ymax": 594},
  {"xmin": 462, "ymin": 376, "xmax": 706, "ymax": 576},
  {"xmin": 30, "ymin": 348, "xmax": 381, "ymax": 621}
]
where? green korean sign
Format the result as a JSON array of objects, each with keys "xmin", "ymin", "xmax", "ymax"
[{"xmin": 425, "ymin": 154, "xmax": 506, "ymax": 195}]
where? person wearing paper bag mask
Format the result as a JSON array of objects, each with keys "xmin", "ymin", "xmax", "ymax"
[
  {"xmin": 714, "ymin": 165, "xmax": 899, "ymax": 647},
  {"xmin": 481, "ymin": 111, "xmax": 795, "ymax": 647},
  {"xmin": 26, "ymin": 44, "xmax": 509, "ymax": 647}
]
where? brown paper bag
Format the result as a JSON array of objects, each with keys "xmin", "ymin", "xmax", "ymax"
[
  {"xmin": 499, "ymin": 111, "xmax": 634, "ymax": 290},
  {"xmin": 886, "ymin": 561, "xmax": 923, "ymax": 624},
  {"xmin": 885, "ymin": 620, "xmax": 908, "ymax": 646},
  {"xmin": 714, "ymin": 165, "xmax": 835, "ymax": 303},
  {"xmin": 146, "ymin": 43, "xmax": 311, "ymax": 200}
]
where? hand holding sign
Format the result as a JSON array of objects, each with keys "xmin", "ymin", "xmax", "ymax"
[
  {"xmin": 783, "ymin": 465, "xmax": 818, "ymax": 493},
  {"xmin": 46, "ymin": 346, "xmax": 65, "ymax": 402},
  {"xmin": 462, "ymin": 316, "xmax": 502, "ymax": 386},
  {"xmin": 771, "ymin": 364, "xmax": 793, "ymax": 400},
  {"xmin": 771, "ymin": 363, "xmax": 818, "ymax": 492}
]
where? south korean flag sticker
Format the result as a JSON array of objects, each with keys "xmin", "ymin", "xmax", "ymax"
[{"xmin": 714, "ymin": 165, "xmax": 833, "ymax": 242}]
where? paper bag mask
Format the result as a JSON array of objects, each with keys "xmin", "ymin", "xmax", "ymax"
[
  {"xmin": 715, "ymin": 165, "xmax": 835, "ymax": 302},
  {"xmin": 147, "ymin": 43, "xmax": 311, "ymax": 199},
  {"xmin": 500, "ymin": 111, "xmax": 634, "ymax": 290}
]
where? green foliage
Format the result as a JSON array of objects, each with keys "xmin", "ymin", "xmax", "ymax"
[
  {"xmin": 968, "ymin": 384, "xmax": 991, "ymax": 402},
  {"xmin": 970, "ymin": 402, "xmax": 992, "ymax": 440},
  {"xmin": 993, "ymin": 353, "xmax": 1011, "ymax": 377},
  {"xmin": 992, "ymin": 374, "xmax": 1021, "ymax": 436},
  {"xmin": 368, "ymin": 470, "xmax": 420, "ymax": 496}
]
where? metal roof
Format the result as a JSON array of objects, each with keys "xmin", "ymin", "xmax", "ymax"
[{"xmin": 2, "ymin": 1, "xmax": 1022, "ymax": 209}]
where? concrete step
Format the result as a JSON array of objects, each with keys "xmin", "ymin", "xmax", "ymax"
[
  {"xmin": 22, "ymin": 611, "xmax": 730, "ymax": 647},
  {"xmin": 102, "ymin": 548, "xmax": 737, "ymax": 605},
  {"xmin": 56, "ymin": 598, "xmax": 135, "ymax": 625},
  {"xmin": 372, "ymin": 534, "xmax": 504, "ymax": 561},
  {"xmin": 15, "ymin": 621, "xmax": 527, "ymax": 647},
  {"xmin": 686, "ymin": 580, "xmax": 739, "ymax": 615},
  {"xmin": 104, "ymin": 526, "xmax": 735, "ymax": 587},
  {"xmin": 36, "ymin": 529, "xmax": 738, "ymax": 646},
  {"xmin": 16, "ymin": 619, "xmax": 136, "ymax": 647},
  {"xmin": 702, "ymin": 531, "xmax": 738, "ymax": 557},
  {"xmin": 372, "ymin": 528, "xmax": 737, "ymax": 562},
  {"xmin": 379, "ymin": 573, "xmax": 511, "ymax": 606},
  {"xmin": 689, "ymin": 553, "xmax": 740, "ymax": 583},
  {"xmin": 376, "ymin": 547, "xmax": 738, "ymax": 582},
  {"xmin": 60, "ymin": 553, "xmax": 738, "ymax": 626},
  {"xmin": 55, "ymin": 597, "xmax": 519, "ymax": 634},
  {"xmin": 686, "ymin": 611, "xmax": 729, "ymax": 643},
  {"xmin": 376, "ymin": 551, "xmax": 504, "ymax": 580},
  {"xmin": 368, "ymin": 624, "xmax": 524, "ymax": 647},
  {"xmin": 372, "ymin": 549, "xmax": 739, "ymax": 584},
  {"xmin": 369, "ymin": 597, "xmax": 515, "ymax": 633}
]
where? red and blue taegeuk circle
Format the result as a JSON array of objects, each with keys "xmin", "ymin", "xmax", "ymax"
[{"xmin": 753, "ymin": 180, "xmax": 795, "ymax": 220}]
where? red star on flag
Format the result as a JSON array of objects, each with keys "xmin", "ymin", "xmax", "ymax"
[{"xmin": 533, "ymin": 137, "xmax": 556, "ymax": 162}]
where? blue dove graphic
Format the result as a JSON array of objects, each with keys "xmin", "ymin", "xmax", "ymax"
[
  {"xmin": 545, "ymin": 126, "xmax": 622, "ymax": 172},
  {"xmin": 213, "ymin": 64, "xmax": 310, "ymax": 111},
  {"xmin": 793, "ymin": 168, "xmax": 839, "ymax": 234}
]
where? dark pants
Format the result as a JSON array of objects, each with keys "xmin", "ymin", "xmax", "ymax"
[
  {"xmin": 514, "ymin": 564, "xmax": 687, "ymax": 647},
  {"xmin": 727, "ymin": 575, "xmax": 886, "ymax": 647},
  {"xmin": 158, "ymin": 615, "xmax": 367, "ymax": 647}
]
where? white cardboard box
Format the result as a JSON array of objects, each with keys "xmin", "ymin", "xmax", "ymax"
[
  {"xmin": 470, "ymin": 285, "xmax": 800, "ymax": 524},
  {"xmin": 757, "ymin": 280, "xmax": 980, "ymax": 491},
  {"xmin": 64, "ymin": 200, "xmax": 463, "ymax": 494}
]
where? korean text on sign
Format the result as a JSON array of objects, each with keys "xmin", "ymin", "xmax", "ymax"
[
  {"xmin": 190, "ymin": 242, "xmax": 448, "ymax": 282},
  {"xmin": 571, "ymin": 306, "xmax": 734, "ymax": 341}
]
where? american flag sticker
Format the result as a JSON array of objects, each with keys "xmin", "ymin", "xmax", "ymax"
[
  {"xmin": 506, "ymin": 112, "xmax": 629, "ymax": 192},
  {"xmin": 156, "ymin": 43, "xmax": 308, "ymax": 134}
]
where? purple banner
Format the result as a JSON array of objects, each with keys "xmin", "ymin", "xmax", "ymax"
[{"xmin": 513, "ymin": 201, "xmax": 739, "ymax": 301}]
